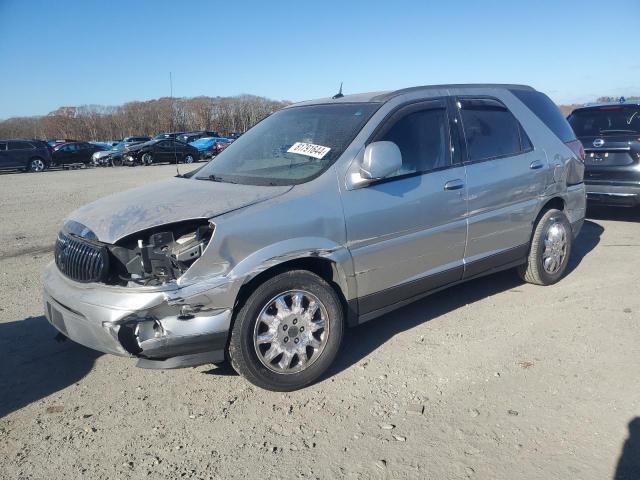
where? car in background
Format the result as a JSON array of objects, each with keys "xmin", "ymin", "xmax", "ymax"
[
  {"xmin": 212, "ymin": 139, "xmax": 231, "ymax": 156},
  {"xmin": 153, "ymin": 132, "xmax": 186, "ymax": 140},
  {"xmin": 90, "ymin": 142, "xmax": 114, "ymax": 151},
  {"xmin": 567, "ymin": 100, "xmax": 640, "ymax": 207},
  {"xmin": 52, "ymin": 141, "xmax": 108, "ymax": 167},
  {"xmin": 189, "ymin": 136, "xmax": 231, "ymax": 159},
  {"xmin": 0, "ymin": 139, "xmax": 53, "ymax": 172},
  {"xmin": 122, "ymin": 139, "xmax": 199, "ymax": 166},
  {"xmin": 92, "ymin": 136, "xmax": 151, "ymax": 166},
  {"xmin": 47, "ymin": 139, "xmax": 78, "ymax": 148},
  {"xmin": 177, "ymin": 131, "xmax": 220, "ymax": 144}
]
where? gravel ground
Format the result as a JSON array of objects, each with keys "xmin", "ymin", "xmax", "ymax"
[{"xmin": 0, "ymin": 165, "xmax": 639, "ymax": 480}]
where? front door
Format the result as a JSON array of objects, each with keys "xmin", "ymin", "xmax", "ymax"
[{"xmin": 342, "ymin": 99, "xmax": 468, "ymax": 317}]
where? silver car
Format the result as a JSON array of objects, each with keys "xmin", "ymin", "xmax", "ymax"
[{"xmin": 43, "ymin": 84, "xmax": 586, "ymax": 391}]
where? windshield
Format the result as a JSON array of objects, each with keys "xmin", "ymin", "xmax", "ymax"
[
  {"xmin": 568, "ymin": 106, "xmax": 640, "ymax": 136},
  {"xmin": 194, "ymin": 103, "xmax": 378, "ymax": 185}
]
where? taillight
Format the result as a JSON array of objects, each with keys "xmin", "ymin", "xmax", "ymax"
[{"xmin": 565, "ymin": 139, "xmax": 585, "ymax": 162}]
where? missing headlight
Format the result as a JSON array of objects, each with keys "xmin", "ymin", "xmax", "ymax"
[{"xmin": 107, "ymin": 221, "xmax": 214, "ymax": 286}]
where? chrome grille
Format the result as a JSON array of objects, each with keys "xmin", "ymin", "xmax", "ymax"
[{"xmin": 55, "ymin": 232, "xmax": 109, "ymax": 283}]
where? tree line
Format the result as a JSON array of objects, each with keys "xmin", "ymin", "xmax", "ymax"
[
  {"xmin": 0, "ymin": 95, "xmax": 290, "ymax": 141},
  {"xmin": 1, "ymin": 94, "xmax": 637, "ymax": 141}
]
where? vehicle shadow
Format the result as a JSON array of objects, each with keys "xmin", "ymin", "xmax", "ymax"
[
  {"xmin": 565, "ymin": 219, "xmax": 603, "ymax": 275},
  {"xmin": 614, "ymin": 417, "xmax": 640, "ymax": 480},
  {"xmin": 329, "ymin": 220, "xmax": 603, "ymax": 378},
  {"xmin": 587, "ymin": 205, "xmax": 640, "ymax": 223},
  {"xmin": 0, "ymin": 316, "xmax": 101, "ymax": 418}
]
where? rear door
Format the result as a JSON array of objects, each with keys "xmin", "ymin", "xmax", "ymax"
[
  {"xmin": 342, "ymin": 99, "xmax": 468, "ymax": 316},
  {"xmin": 456, "ymin": 97, "xmax": 547, "ymax": 277},
  {"xmin": 7, "ymin": 141, "xmax": 34, "ymax": 169}
]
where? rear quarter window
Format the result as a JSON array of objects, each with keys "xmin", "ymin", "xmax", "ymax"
[{"xmin": 510, "ymin": 89, "xmax": 576, "ymax": 143}]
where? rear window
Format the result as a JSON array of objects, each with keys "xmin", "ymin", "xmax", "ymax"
[
  {"xmin": 567, "ymin": 106, "xmax": 640, "ymax": 137},
  {"xmin": 511, "ymin": 89, "xmax": 576, "ymax": 142}
]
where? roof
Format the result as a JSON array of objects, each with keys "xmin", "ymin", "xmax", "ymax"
[{"xmin": 288, "ymin": 84, "xmax": 535, "ymax": 107}]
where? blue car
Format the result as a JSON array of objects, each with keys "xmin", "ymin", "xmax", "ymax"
[{"xmin": 189, "ymin": 137, "xmax": 230, "ymax": 159}]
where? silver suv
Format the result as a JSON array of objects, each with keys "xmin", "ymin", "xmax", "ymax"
[{"xmin": 43, "ymin": 84, "xmax": 586, "ymax": 391}]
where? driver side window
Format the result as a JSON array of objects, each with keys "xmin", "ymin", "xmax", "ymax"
[{"xmin": 378, "ymin": 106, "xmax": 451, "ymax": 179}]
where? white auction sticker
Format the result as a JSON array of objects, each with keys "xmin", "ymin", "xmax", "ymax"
[{"xmin": 287, "ymin": 142, "xmax": 331, "ymax": 159}]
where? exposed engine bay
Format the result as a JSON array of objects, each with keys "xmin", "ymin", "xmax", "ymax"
[{"xmin": 106, "ymin": 221, "xmax": 214, "ymax": 286}]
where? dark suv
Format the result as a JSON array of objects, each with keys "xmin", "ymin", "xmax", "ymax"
[
  {"xmin": 568, "ymin": 101, "xmax": 640, "ymax": 207},
  {"xmin": 0, "ymin": 139, "xmax": 53, "ymax": 172}
]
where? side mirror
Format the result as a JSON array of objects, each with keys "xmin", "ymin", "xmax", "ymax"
[{"xmin": 360, "ymin": 141, "xmax": 402, "ymax": 180}]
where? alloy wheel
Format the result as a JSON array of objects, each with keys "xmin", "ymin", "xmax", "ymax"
[{"xmin": 253, "ymin": 290, "xmax": 329, "ymax": 374}]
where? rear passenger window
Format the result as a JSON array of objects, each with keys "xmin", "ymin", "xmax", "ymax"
[
  {"xmin": 459, "ymin": 98, "xmax": 522, "ymax": 161},
  {"xmin": 8, "ymin": 141, "xmax": 34, "ymax": 150},
  {"xmin": 378, "ymin": 107, "xmax": 450, "ymax": 177}
]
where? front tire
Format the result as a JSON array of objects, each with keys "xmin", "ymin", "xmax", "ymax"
[
  {"xmin": 519, "ymin": 209, "xmax": 572, "ymax": 285},
  {"xmin": 142, "ymin": 152, "xmax": 153, "ymax": 165},
  {"xmin": 184, "ymin": 154, "xmax": 195, "ymax": 164},
  {"xmin": 229, "ymin": 270, "xmax": 344, "ymax": 391}
]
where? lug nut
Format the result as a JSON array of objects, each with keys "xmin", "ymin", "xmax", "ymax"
[
  {"xmin": 300, "ymin": 326, "xmax": 305, "ymax": 332},
  {"xmin": 294, "ymin": 338, "xmax": 299, "ymax": 344},
  {"xmin": 292, "ymin": 319, "xmax": 297, "ymax": 325},
  {"xmin": 283, "ymin": 325, "xmax": 288, "ymax": 331},
  {"xmin": 284, "ymin": 336, "xmax": 289, "ymax": 343}
]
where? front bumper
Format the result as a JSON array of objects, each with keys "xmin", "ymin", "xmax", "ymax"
[
  {"xmin": 43, "ymin": 262, "xmax": 232, "ymax": 368},
  {"xmin": 586, "ymin": 183, "xmax": 640, "ymax": 207}
]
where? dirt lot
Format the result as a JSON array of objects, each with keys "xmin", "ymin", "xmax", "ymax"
[{"xmin": 0, "ymin": 165, "xmax": 638, "ymax": 480}]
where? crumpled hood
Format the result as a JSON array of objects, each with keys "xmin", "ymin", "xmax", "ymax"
[{"xmin": 67, "ymin": 177, "xmax": 292, "ymax": 244}]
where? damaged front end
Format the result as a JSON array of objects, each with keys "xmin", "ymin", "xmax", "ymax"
[
  {"xmin": 56, "ymin": 219, "xmax": 214, "ymax": 287},
  {"xmin": 46, "ymin": 219, "xmax": 232, "ymax": 368}
]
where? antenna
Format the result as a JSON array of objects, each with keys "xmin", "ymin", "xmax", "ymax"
[
  {"xmin": 170, "ymin": 72, "xmax": 181, "ymax": 177},
  {"xmin": 332, "ymin": 82, "xmax": 344, "ymax": 99}
]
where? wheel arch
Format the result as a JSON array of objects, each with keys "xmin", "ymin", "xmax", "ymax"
[{"xmin": 233, "ymin": 255, "xmax": 356, "ymax": 330}]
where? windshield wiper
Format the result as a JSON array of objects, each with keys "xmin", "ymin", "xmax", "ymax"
[{"xmin": 196, "ymin": 174, "xmax": 238, "ymax": 184}]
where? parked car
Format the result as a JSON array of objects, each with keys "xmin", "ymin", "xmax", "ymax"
[
  {"xmin": 47, "ymin": 139, "xmax": 78, "ymax": 148},
  {"xmin": 212, "ymin": 140, "xmax": 231, "ymax": 156},
  {"xmin": 51, "ymin": 141, "xmax": 107, "ymax": 167},
  {"xmin": 189, "ymin": 136, "xmax": 231, "ymax": 159},
  {"xmin": 177, "ymin": 131, "xmax": 221, "ymax": 144},
  {"xmin": 43, "ymin": 84, "xmax": 585, "ymax": 391},
  {"xmin": 567, "ymin": 100, "xmax": 640, "ymax": 207},
  {"xmin": 153, "ymin": 132, "xmax": 186, "ymax": 140},
  {"xmin": 92, "ymin": 136, "xmax": 151, "ymax": 166},
  {"xmin": 0, "ymin": 139, "xmax": 52, "ymax": 172},
  {"xmin": 122, "ymin": 138, "xmax": 199, "ymax": 165}
]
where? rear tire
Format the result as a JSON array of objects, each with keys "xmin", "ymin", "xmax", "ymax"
[
  {"xmin": 184, "ymin": 154, "xmax": 195, "ymax": 164},
  {"xmin": 111, "ymin": 157, "xmax": 123, "ymax": 167},
  {"xmin": 518, "ymin": 209, "xmax": 572, "ymax": 285},
  {"xmin": 28, "ymin": 157, "xmax": 46, "ymax": 172},
  {"xmin": 228, "ymin": 270, "xmax": 344, "ymax": 391}
]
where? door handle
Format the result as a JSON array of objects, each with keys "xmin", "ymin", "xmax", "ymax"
[
  {"xmin": 529, "ymin": 160, "xmax": 544, "ymax": 170},
  {"xmin": 444, "ymin": 179, "xmax": 465, "ymax": 191}
]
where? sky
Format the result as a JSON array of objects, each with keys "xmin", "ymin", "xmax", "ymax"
[{"xmin": 0, "ymin": 0, "xmax": 639, "ymax": 119}]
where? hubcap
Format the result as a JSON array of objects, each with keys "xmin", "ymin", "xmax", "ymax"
[
  {"xmin": 542, "ymin": 220, "xmax": 568, "ymax": 274},
  {"xmin": 253, "ymin": 290, "xmax": 328, "ymax": 374},
  {"xmin": 31, "ymin": 159, "xmax": 44, "ymax": 172},
  {"xmin": 143, "ymin": 153, "xmax": 152, "ymax": 164},
  {"xmin": 185, "ymin": 155, "xmax": 194, "ymax": 163}
]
